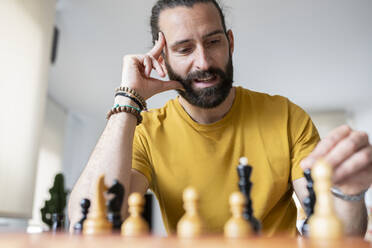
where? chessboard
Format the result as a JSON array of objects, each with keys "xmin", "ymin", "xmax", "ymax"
[{"xmin": 0, "ymin": 233, "xmax": 369, "ymax": 248}]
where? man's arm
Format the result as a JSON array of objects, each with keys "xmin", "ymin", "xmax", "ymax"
[
  {"xmin": 68, "ymin": 106, "xmax": 147, "ymax": 231},
  {"xmin": 293, "ymin": 177, "xmax": 368, "ymax": 236},
  {"xmin": 297, "ymin": 125, "xmax": 372, "ymax": 236},
  {"xmin": 68, "ymin": 32, "xmax": 182, "ymax": 231}
]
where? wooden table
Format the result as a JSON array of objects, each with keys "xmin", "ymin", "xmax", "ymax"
[{"xmin": 0, "ymin": 233, "xmax": 370, "ymax": 248}]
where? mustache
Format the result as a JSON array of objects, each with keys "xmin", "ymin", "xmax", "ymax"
[{"xmin": 185, "ymin": 67, "xmax": 226, "ymax": 82}]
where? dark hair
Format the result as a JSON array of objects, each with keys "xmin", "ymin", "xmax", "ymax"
[{"xmin": 150, "ymin": 0, "xmax": 227, "ymax": 44}]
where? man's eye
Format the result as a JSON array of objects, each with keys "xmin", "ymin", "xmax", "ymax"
[
  {"xmin": 208, "ymin": 39, "xmax": 221, "ymax": 45},
  {"xmin": 177, "ymin": 48, "xmax": 192, "ymax": 54}
]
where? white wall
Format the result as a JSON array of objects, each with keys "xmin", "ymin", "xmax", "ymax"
[
  {"xmin": 353, "ymin": 106, "xmax": 372, "ymax": 138},
  {"xmin": 309, "ymin": 110, "xmax": 351, "ymax": 138},
  {"xmin": 61, "ymin": 112, "xmax": 106, "ymax": 191},
  {"xmin": 0, "ymin": 0, "xmax": 56, "ymax": 218}
]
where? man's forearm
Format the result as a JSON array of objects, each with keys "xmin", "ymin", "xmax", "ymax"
[
  {"xmin": 334, "ymin": 196, "xmax": 368, "ymax": 236},
  {"xmin": 68, "ymin": 107, "xmax": 137, "ymax": 231}
]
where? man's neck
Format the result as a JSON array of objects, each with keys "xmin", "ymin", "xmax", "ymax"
[{"xmin": 178, "ymin": 87, "xmax": 236, "ymax": 124}]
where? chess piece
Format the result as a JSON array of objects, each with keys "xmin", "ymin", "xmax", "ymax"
[
  {"xmin": 83, "ymin": 174, "xmax": 112, "ymax": 235},
  {"xmin": 309, "ymin": 159, "xmax": 343, "ymax": 239},
  {"xmin": 224, "ymin": 192, "xmax": 252, "ymax": 238},
  {"xmin": 301, "ymin": 169, "xmax": 316, "ymax": 236},
  {"xmin": 237, "ymin": 157, "xmax": 261, "ymax": 233},
  {"xmin": 177, "ymin": 187, "xmax": 204, "ymax": 238},
  {"xmin": 51, "ymin": 213, "xmax": 64, "ymax": 232},
  {"xmin": 73, "ymin": 198, "xmax": 91, "ymax": 234},
  {"xmin": 107, "ymin": 180, "xmax": 125, "ymax": 231},
  {"xmin": 121, "ymin": 192, "xmax": 149, "ymax": 236}
]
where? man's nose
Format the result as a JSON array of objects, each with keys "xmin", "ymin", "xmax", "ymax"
[{"xmin": 193, "ymin": 47, "xmax": 211, "ymax": 71}]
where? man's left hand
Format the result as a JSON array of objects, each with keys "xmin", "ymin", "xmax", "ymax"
[{"xmin": 301, "ymin": 125, "xmax": 372, "ymax": 195}]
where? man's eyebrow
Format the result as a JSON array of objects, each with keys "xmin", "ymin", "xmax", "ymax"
[
  {"xmin": 170, "ymin": 29, "xmax": 225, "ymax": 48},
  {"xmin": 202, "ymin": 29, "xmax": 225, "ymax": 39},
  {"xmin": 171, "ymin": 39, "xmax": 192, "ymax": 48}
]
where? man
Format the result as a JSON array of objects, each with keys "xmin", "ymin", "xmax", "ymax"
[{"xmin": 69, "ymin": 0, "xmax": 372, "ymax": 236}]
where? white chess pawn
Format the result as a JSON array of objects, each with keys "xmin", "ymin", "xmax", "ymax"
[
  {"xmin": 121, "ymin": 192, "xmax": 149, "ymax": 237},
  {"xmin": 177, "ymin": 187, "xmax": 204, "ymax": 238},
  {"xmin": 309, "ymin": 159, "xmax": 343, "ymax": 239},
  {"xmin": 224, "ymin": 191, "xmax": 252, "ymax": 238}
]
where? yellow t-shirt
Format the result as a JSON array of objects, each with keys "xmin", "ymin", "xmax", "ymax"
[{"xmin": 132, "ymin": 86, "xmax": 320, "ymax": 236}]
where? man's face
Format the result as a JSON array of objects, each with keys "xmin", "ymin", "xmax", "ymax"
[{"xmin": 158, "ymin": 3, "xmax": 234, "ymax": 108}]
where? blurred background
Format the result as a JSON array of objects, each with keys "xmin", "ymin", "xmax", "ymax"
[{"xmin": 0, "ymin": 0, "xmax": 371, "ymax": 235}]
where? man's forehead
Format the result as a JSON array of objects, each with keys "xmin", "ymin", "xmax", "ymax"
[{"xmin": 158, "ymin": 2, "xmax": 224, "ymax": 43}]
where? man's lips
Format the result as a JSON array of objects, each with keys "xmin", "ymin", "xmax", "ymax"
[{"xmin": 192, "ymin": 75, "xmax": 219, "ymax": 89}]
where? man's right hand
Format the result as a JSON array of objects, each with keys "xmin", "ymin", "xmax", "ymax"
[{"xmin": 121, "ymin": 32, "xmax": 183, "ymax": 100}]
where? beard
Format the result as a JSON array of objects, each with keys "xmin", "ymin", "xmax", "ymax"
[{"xmin": 165, "ymin": 54, "xmax": 234, "ymax": 109}]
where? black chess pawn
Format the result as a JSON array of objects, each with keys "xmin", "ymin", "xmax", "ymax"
[
  {"xmin": 237, "ymin": 157, "xmax": 261, "ymax": 233},
  {"xmin": 301, "ymin": 169, "xmax": 316, "ymax": 236},
  {"xmin": 107, "ymin": 180, "xmax": 125, "ymax": 231},
  {"xmin": 51, "ymin": 213, "xmax": 65, "ymax": 232},
  {"xmin": 73, "ymin": 198, "xmax": 91, "ymax": 234}
]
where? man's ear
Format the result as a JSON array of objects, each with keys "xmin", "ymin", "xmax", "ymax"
[
  {"xmin": 227, "ymin": 29, "xmax": 234, "ymax": 55},
  {"xmin": 158, "ymin": 54, "xmax": 168, "ymax": 74}
]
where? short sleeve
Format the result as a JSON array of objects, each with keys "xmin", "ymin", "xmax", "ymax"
[
  {"xmin": 132, "ymin": 128, "xmax": 153, "ymax": 187},
  {"xmin": 289, "ymin": 103, "xmax": 320, "ymax": 182}
]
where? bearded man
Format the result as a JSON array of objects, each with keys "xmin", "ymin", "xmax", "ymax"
[{"xmin": 69, "ymin": 0, "xmax": 372, "ymax": 236}]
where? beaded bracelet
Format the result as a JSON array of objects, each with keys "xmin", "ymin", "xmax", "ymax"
[
  {"xmin": 113, "ymin": 104, "xmax": 141, "ymax": 112},
  {"xmin": 115, "ymin": 92, "xmax": 144, "ymax": 110},
  {"xmin": 116, "ymin": 90, "xmax": 147, "ymax": 111},
  {"xmin": 106, "ymin": 105, "xmax": 143, "ymax": 125},
  {"xmin": 115, "ymin": 86, "xmax": 147, "ymax": 110}
]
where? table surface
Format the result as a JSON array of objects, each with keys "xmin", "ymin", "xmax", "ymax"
[{"xmin": 0, "ymin": 233, "xmax": 370, "ymax": 248}]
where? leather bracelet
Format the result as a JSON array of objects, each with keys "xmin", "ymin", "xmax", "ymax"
[
  {"xmin": 331, "ymin": 187, "xmax": 368, "ymax": 201},
  {"xmin": 115, "ymin": 92, "xmax": 144, "ymax": 110}
]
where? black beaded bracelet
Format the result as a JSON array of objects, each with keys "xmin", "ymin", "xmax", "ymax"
[
  {"xmin": 115, "ymin": 86, "xmax": 147, "ymax": 110},
  {"xmin": 115, "ymin": 92, "xmax": 144, "ymax": 110},
  {"xmin": 115, "ymin": 87, "xmax": 147, "ymax": 110}
]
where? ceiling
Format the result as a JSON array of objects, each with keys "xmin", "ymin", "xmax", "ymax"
[{"xmin": 49, "ymin": 0, "xmax": 372, "ymax": 120}]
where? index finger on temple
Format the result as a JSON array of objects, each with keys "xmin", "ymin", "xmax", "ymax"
[{"xmin": 148, "ymin": 32, "xmax": 166, "ymax": 59}]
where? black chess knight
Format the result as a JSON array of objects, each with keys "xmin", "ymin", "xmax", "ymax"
[{"xmin": 107, "ymin": 180, "xmax": 125, "ymax": 230}]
